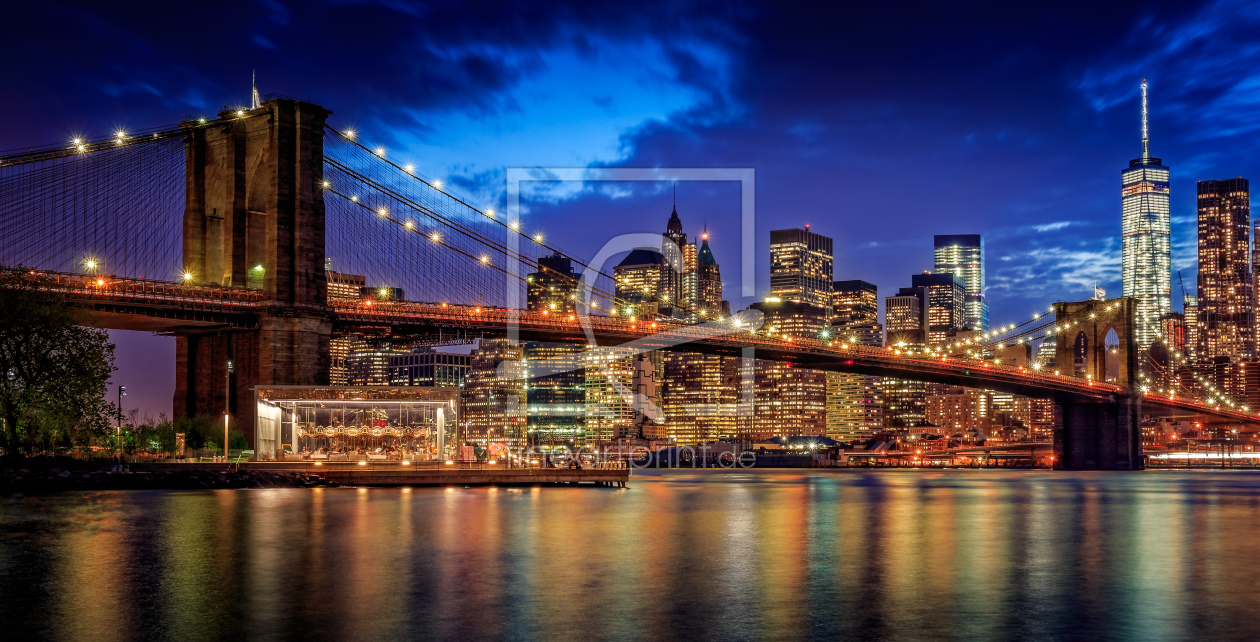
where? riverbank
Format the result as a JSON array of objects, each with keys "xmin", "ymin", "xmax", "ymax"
[
  {"xmin": 0, "ymin": 457, "xmax": 629, "ymax": 492},
  {"xmin": 0, "ymin": 457, "xmax": 339, "ymax": 492}
]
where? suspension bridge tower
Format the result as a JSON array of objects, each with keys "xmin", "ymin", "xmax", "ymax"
[
  {"xmin": 1052, "ymin": 298, "xmax": 1143, "ymax": 470},
  {"xmin": 174, "ymin": 98, "xmax": 334, "ymax": 443}
]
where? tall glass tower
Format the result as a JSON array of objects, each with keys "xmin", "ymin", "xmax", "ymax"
[
  {"xmin": 1121, "ymin": 78, "xmax": 1171, "ymax": 349},
  {"xmin": 933, "ymin": 234, "xmax": 988, "ymax": 331}
]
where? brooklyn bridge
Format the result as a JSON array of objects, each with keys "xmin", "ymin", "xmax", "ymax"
[{"xmin": 0, "ymin": 97, "xmax": 1250, "ymax": 470}]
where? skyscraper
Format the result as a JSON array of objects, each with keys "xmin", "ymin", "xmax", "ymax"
[
  {"xmin": 933, "ymin": 235, "xmax": 987, "ymax": 331},
  {"xmin": 770, "ymin": 226, "xmax": 833, "ymax": 315},
  {"xmin": 1121, "ymin": 79, "xmax": 1171, "ymax": 348},
  {"xmin": 462, "ymin": 338, "xmax": 526, "ymax": 447},
  {"xmin": 527, "ymin": 252, "xmax": 580, "ymax": 314},
  {"xmin": 523, "ymin": 342, "xmax": 586, "ymax": 445},
  {"xmin": 828, "ymin": 279, "xmax": 882, "ymax": 440},
  {"xmin": 884, "ymin": 273, "xmax": 964, "ymax": 347},
  {"xmin": 695, "ymin": 231, "xmax": 723, "ymax": 319},
  {"xmin": 1196, "ymin": 178, "xmax": 1253, "ymax": 363},
  {"xmin": 832, "ymin": 280, "xmax": 878, "ymax": 325}
]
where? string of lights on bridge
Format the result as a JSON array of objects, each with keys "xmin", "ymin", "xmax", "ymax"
[{"xmin": 2, "ymin": 108, "xmax": 1251, "ymax": 419}]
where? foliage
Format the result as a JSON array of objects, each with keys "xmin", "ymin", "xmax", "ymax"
[{"xmin": 0, "ymin": 269, "xmax": 116, "ymax": 455}]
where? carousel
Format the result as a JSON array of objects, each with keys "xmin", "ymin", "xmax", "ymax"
[{"xmin": 254, "ymin": 386, "xmax": 459, "ymax": 461}]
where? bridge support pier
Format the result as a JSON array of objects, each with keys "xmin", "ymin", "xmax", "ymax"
[
  {"xmin": 174, "ymin": 97, "xmax": 333, "ymax": 448},
  {"xmin": 1053, "ymin": 396, "xmax": 1143, "ymax": 470}
]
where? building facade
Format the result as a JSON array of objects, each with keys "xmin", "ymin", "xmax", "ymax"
[
  {"xmin": 770, "ymin": 227, "xmax": 833, "ymax": 315},
  {"xmin": 527, "ymin": 252, "xmax": 580, "ymax": 314},
  {"xmin": 832, "ymin": 280, "xmax": 878, "ymax": 325},
  {"xmin": 389, "ymin": 348, "xmax": 471, "ymax": 388},
  {"xmin": 523, "ymin": 342, "xmax": 586, "ymax": 445},
  {"xmin": 661, "ymin": 352, "xmax": 748, "ymax": 445},
  {"xmin": 1196, "ymin": 178, "xmax": 1253, "ymax": 363},
  {"xmin": 752, "ymin": 359, "xmax": 827, "ymax": 439},
  {"xmin": 749, "ymin": 298, "xmax": 830, "ymax": 339},
  {"xmin": 1121, "ymin": 79, "xmax": 1171, "ymax": 349},
  {"xmin": 461, "ymin": 338, "xmax": 526, "ymax": 447},
  {"xmin": 933, "ymin": 234, "xmax": 988, "ymax": 332},
  {"xmin": 584, "ymin": 351, "xmax": 636, "ymax": 444}
]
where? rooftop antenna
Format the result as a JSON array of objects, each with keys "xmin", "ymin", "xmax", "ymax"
[{"xmin": 1141, "ymin": 78, "xmax": 1149, "ymax": 159}]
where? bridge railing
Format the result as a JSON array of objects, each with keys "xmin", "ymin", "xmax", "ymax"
[
  {"xmin": 329, "ymin": 298, "xmax": 1124, "ymax": 395},
  {"xmin": 26, "ymin": 271, "xmax": 264, "ymax": 308}
]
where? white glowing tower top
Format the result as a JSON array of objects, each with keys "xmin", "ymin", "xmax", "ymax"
[{"xmin": 1141, "ymin": 78, "xmax": 1149, "ymax": 159}]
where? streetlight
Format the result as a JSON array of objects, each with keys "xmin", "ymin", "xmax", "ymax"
[
  {"xmin": 116, "ymin": 385, "xmax": 126, "ymax": 462},
  {"xmin": 225, "ymin": 359, "xmax": 234, "ymax": 461}
]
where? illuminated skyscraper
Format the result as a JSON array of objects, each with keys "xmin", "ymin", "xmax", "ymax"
[
  {"xmin": 527, "ymin": 252, "xmax": 580, "ymax": 314},
  {"xmin": 1196, "ymin": 178, "xmax": 1252, "ymax": 362},
  {"xmin": 695, "ymin": 232, "xmax": 723, "ymax": 319},
  {"xmin": 933, "ymin": 235, "xmax": 987, "ymax": 331},
  {"xmin": 584, "ymin": 351, "xmax": 635, "ymax": 444},
  {"xmin": 770, "ymin": 226, "xmax": 833, "ymax": 315},
  {"xmin": 462, "ymin": 338, "xmax": 526, "ymax": 446},
  {"xmin": 832, "ymin": 280, "xmax": 878, "ymax": 325},
  {"xmin": 661, "ymin": 352, "xmax": 746, "ymax": 445},
  {"xmin": 1121, "ymin": 79, "xmax": 1171, "ymax": 348},
  {"xmin": 523, "ymin": 342, "xmax": 586, "ymax": 445}
]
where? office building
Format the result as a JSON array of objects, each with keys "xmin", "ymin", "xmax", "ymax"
[
  {"xmin": 1196, "ymin": 178, "xmax": 1253, "ymax": 362},
  {"xmin": 832, "ymin": 280, "xmax": 878, "ymax": 325},
  {"xmin": 389, "ymin": 348, "xmax": 470, "ymax": 388},
  {"xmin": 527, "ymin": 252, "xmax": 580, "ymax": 314},
  {"xmin": 749, "ymin": 298, "xmax": 830, "ymax": 338},
  {"xmin": 884, "ymin": 272, "xmax": 964, "ymax": 347},
  {"xmin": 584, "ymin": 351, "xmax": 636, "ymax": 444},
  {"xmin": 695, "ymin": 232, "xmax": 723, "ymax": 319},
  {"xmin": 770, "ymin": 226, "xmax": 833, "ymax": 315},
  {"xmin": 615, "ymin": 247, "xmax": 667, "ymax": 314},
  {"xmin": 883, "ymin": 377, "xmax": 927, "ymax": 428},
  {"xmin": 828, "ymin": 284, "xmax": 883, "ymax": 442},
  {"xmin": 915, "ymin": 272, "xmax": 966, "ymax": 345},
  {"xmin": 934, "ymin": 234, "xmax": 988, "ymax": 332},
  {"xmin": 885, "ymin": 292, "xmax": 923, "ymax": 347},
  {"xmin": 752, "ymin": 359, "xmax": 827, "ymax": 439},
  {"xmin": 661, "ymin": 353, "xmax": 748, "ymax": 445},
  {"xmin": 346, "ymin": 339, "xmax": 396, "ymax": 386},
  {"xmin": 462, "ymin": 338, "xmax": 526, "ymax": 447},
  {"xmin": 327, "ymin": 270, "xmax": 366, "ymax": 300},
  {"xmin": 523, "ymin": 342, "xmax": 586, "ymax": 445},
  {"xmin": 826, "ymin": 371, "xmax": 884, "ymax": 442},
  {"xmin": 1121, "ymin": 79, "xmax": 1171, "ymax": 348}
]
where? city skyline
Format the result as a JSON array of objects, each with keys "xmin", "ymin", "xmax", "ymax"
[{"xmin": 6, "ymin": 1, "xmax": 1259, "ymax": 418}]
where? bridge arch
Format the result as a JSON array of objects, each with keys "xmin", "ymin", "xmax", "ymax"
[{"xmin": 1054, "ymin": 298, "xmax": 1137, "ymax": 389}]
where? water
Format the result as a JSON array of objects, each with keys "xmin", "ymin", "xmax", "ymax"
[{"xmin": 3, "ymin": 470, "xmax": 1260, "ymax": 641}]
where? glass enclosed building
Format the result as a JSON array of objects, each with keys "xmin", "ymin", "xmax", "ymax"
[
  {"xmin": 933, "ymin": 235, "xmax": 987, "ymax": 332},
  {"xmin": 254, "ymin": 386, "xmax": 459, "ymax": 461}
]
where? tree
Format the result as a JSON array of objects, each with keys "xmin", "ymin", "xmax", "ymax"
[{"xmin": 0, "ymin": 269, "xmax": 116, "ymax": 454}]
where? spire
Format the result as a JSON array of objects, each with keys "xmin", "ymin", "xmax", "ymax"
[
  {"xmin": 251, "ymin": 70, "xmax": 262, "ymax": 110},
  {"xmin": 1141, "ymin": 78, "xmax": 1149, "ymax": 159},
  {"xmin": 666, "ymin": 183, "xmax": 683, "ymax": 238}
]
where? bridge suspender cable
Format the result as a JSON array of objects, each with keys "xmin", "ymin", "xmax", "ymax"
[{"xmin": 321, "ymin": 158, "xmax": 628, "ymax": 311}]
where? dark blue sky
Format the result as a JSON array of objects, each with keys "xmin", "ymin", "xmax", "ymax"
[{"xmin": 4, "ymin": 0, "xmax": 1259, "ymax": 418}]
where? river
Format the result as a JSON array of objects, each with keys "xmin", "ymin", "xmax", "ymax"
[{"xmin": 3, "ymin": 469, "xmax": 1260, "ymax": 641}]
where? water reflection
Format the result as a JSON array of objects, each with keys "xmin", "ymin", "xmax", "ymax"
[{"xmin": 5, "ymin": 471, "xmax": 1260, "ymax": 640}]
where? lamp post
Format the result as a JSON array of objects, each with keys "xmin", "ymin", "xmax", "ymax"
[
  {"xmin": 225, "ymin": 359, "xmax": 234, "ymax": 461},
  {"xmin": 116, "ymin": 385, "xmax": 126, "ymax": 461}
]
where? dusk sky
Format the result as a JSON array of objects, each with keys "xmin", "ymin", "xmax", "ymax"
[{"xmin": 4, "ymin": 0, "xmax": 1259, "ymax": 418}]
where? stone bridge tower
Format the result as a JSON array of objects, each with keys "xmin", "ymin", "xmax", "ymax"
[
  {"xmin": 1052, "ymin": 297, "xmax": 1142, "ymax": 470},
  {"xmin": 173, "ymin": 98, "xmax": 333, "ymax": 445}
]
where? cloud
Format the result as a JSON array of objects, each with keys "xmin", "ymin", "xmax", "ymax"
[{"xmin": 1077, "ymin": 0, "xmax": 1260, "ymax": 139}]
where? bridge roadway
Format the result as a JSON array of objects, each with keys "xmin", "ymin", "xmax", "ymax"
[{"xmin": 37, "ymin": 272, "xmax": 1260, "ymax": 426}]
